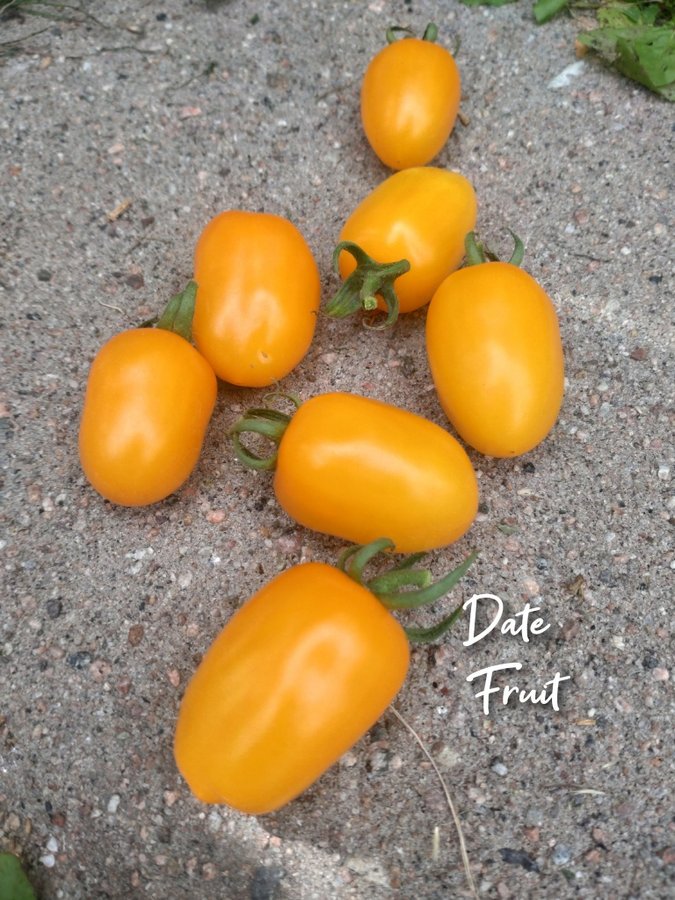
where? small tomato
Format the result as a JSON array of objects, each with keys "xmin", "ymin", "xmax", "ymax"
[
  {"xmin": 79, "ymin": 283, "xmax": 217, "ymax": 506},
  {"xmin": 426, "ymin": 234, "xmax": 565, "ymax": 457},
  {"xmin": 192, "ymin": 210, "xmax": 320, "ymax": 387},
  {"xmin": 231, "ymin": 392, "xmax": 478, "ymax": 553},
  {"xmin": 327, "ymin": 167, "xmax": 476, "ymax": 325},
  {"xmin": 361, "ymin": 24, "xmax": 461, "ymax": 170},
  {"xmin": 174, "ymin": 540, "xmax": 476, "ymax": 814}
]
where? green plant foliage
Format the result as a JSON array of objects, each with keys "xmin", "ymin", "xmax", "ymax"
[
  {"xmin": 456, "ymin": 0, "xmax": 675, "ymax": 100},
  {"xmin": 0, "ymin": 853, "xmax": 37, "ymax": 900},
  {"xmin": 578, "ymin": 2, "xmax": 675, "ymax": 99}
]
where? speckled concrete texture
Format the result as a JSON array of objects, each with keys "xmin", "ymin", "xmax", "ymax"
[{"xmin": 1, "ymin": 1, "xmax": 673, "ymax": 898}]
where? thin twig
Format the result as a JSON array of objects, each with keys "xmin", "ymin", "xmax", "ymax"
[
  {"xmin": 96, "ymin": 299, "xmax": 124, "ymax": 315},
  {"xmin": 389, "ymin": 705, "xmax": 478, "ymax": 900}
]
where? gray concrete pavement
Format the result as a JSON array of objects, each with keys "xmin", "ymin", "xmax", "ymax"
[{"xmin": 1, "ymin": 1, "xmax": 673, "ymax": 897}]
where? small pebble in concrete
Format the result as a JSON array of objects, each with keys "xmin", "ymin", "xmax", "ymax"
[
  {"xmin": 551, "ymin": 845, "xmax": 572, "ymax": 866},
  {"xmin": 46, "ymin": 598, "xmax": 62, "ymax": 619},
  {"xmin": 491, "ymin": 759, "xmax": 508, "ymax": 777}
]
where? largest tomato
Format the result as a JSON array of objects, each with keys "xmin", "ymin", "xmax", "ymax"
[
  {"xmin": 193, "ymin": 211, "xmax": 320, "ymax": 387},
  {"xmin": 174, "ymin": 561, "xmax": 410, "ymax": 813}
]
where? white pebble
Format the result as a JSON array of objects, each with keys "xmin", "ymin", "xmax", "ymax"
[
  {"xmin": 658, "ymin": 464, "xmax": 670, "ymax": 481},
  {"xmin": 207, "ymin": 810, "xmax": 222, "ymax": 832},
  {"xmin": 47, "ymin": 836, "xmax": 59, "ymax": 853},
  {"xmin": 40, "ymin": 854, "xmax": 56, "ymax": 867},
  {"xmin": 107, "ymin": 794, "xmax": 121, "ymax": 814}
]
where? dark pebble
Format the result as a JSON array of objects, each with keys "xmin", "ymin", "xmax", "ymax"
[
  {"xmin": 125, "ymin": 273, "xmax": 144, "ymax": 289},
  {"xmin": 523, "ymin": 462, "xmax": 536, "ymax": 473},
  {"xmin": 499, "ymin": 848, "xmax": 539, "ymax": 872},
  {"xmin": 250, "ymin": 865, "xmax": 284, "ymax": 900},
  {"xmin": 67, "ymin": 651, "xmax": 92, "ymax": 670},
  {"xmin": 37, "ymin": 269, "xmax": 52, "ymax": 282},
  {"xmin": 642, "ymin": 653, "xmax": 659, "ymax": 670},
  {"xmin": 46, "ymin": 598, "xmax": 62, "ymax": 619}
]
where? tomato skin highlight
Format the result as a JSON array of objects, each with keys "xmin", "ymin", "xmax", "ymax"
[
  {"xmin": 193, "ymin": 210, "xmax": 320, "ymax": 387},
  {"xmin": 273, "ymin": 393, "xmax": 478, "ymax": 553},
  {"xmin": 174, "ymin": 562, "xmax": 410, "ymax": 814},
  {"xmin": 338, "ymin": 168, "xmax": 477, "ymax": 314},
  {"xmin": 79, "ymin": 329, "xmax": 217, "ymax": 506},
  {"xmin": 361, "ymin": 37, "xmax": 461, "ymax": 170},
  {"xmin": 426, "ymin": 262, "xmax": 565, "ymax": 457}
]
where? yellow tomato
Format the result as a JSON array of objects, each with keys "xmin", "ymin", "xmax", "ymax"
[
  {"xmin": 361, "ymin": 30, "xmax": 461, "ymax": 169},
  {"xmin": 426, "ymin": 261, "xmax": 564, "ymax": 457},
  {"xmin": 336, "ymin": 168, "xmax": 476, "ymax": 315},
  {"xmin": 193, "ymin": 211, "xmax": 320, "ymax": 387},
  {"xmin": 79, "ymin": 328, "xmax": 216, "ymax": 505},
  {"xmin": 272, "ymin": 392, "xmax": 478, "ymax": 552},
  {"xmin": 174, "ymin": 561, "xmax": 410, "ymax": 814}
]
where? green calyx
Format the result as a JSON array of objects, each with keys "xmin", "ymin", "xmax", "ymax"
[
  {"xmin": 325, "ymin": 241, "xmax": 410, "ymax": 329},
  {"xmin": 464, "ymin": 230, "xmax": 525, "ymax": 268},
  {"xmin": 386, "ymin": 22, "xmax": 438, "ymax": 43},
  {"xmin": 156, "ymin": 280, "xmax": 198, "ymax": 342},
  {"xmin": 229, "ymin": 395, "xmax": 300, "ymax": 470},
  {"xmin": 338, "ymin": 538, "xmax": 478, "ymax": 644}
]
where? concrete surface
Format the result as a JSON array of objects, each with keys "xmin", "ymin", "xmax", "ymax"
[{"xmin": 1, "ymin": 0, "xmax": 673, "ymax": 898}]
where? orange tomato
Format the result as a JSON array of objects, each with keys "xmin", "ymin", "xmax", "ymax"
[
  {"xmin": 426, "ymin": 261, "xmax": 564, "ymax": 457},
  {"xmin": 361, "ymin": 28, "xmax": 461, "ymax": 169},
  {"xmin": 174, "ymin": 561, "xmax": 410, "ymax": 813},
  {"xmin": 193, "ymin": 211, "xmax": 320, "ymax": 387},
  {"xmin": 336, "ymin": 168, "xmax": 476, "ymax": 315},
  {"xmin": 79, "ymin": 328, "xmax": 216, "ymax": 506},
  {"xmin": 267, "ymin": 392, "xmax": 478, "ymax": 553}
]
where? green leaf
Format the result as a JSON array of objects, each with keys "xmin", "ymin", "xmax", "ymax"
[
  {"xmin": 0, "ymin": 853, "xmax": 37, "ymax": 900},
  {"xmin": 579, "ymin": 23, "xmax": 675, "ymax": 99},
  {"xmin": 534, "ymin": 0, "xmax": 569, "ymax": 24}
]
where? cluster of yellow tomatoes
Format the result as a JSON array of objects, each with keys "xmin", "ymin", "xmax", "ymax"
[{"xmin": 79, "ymin": 26, "xmax": 564, "ymax": 816}]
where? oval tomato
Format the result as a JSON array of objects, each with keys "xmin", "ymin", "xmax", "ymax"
[
  {"xmin": 361, "ymin": 27, "xmax": 461, "ymax": 170},
  {"xmin": 193, "ymin": 210, "xmax": 320, "ymax": 387},
  {"xmin": 174, "ymin": 561, "xmax": 410, "ymax": 813},
  {"xmin": 79, "ymin": 327, "xmax": 216, "ymax": 506},
  {"xmin": 232, "ymin": 392, "xmax": 478, "ymax": 553},
  {"xmin": 333, "ymin": 168, "xmax": 476, "ymax": 318},
  {"xmin": 426, "ymin": 260, "xmax": 564, "ymax": 457}
]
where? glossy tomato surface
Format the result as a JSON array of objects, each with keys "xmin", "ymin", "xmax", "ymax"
[
  {"xmin": 193, "ymin": 210, "xmax": 320, "ymax": 387},
  {"xmin": 361, "ymin": 36, "xmax": 461, "ymax": 169},
  {"xmin": 79, "ymin": 329, "xmax": 216, "ymax": 505},
  {"xmin": 174, "ymin": 562, "xmax": 410, "ymax": 814},
  {"xmin": 274, "ymin": 392, "xmax": 478, "ymax": 552},
  {"xmin": 426, "ymin": 262, "xmax": 564, "ymax": 457},
  {"xmin": 338, "ymin": 168, "xmax": 476, "ymax": 313}
]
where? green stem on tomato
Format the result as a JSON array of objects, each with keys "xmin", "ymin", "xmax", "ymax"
[
  {"xmin": 156, "ymin": 280, "xmax": 198, "ymax": 342},
  {"xmin": 385, "ymin": 23, "xmax": 438, "ymax": 43},
  {"xmin": 229, "ymin": 407, "xmax": 292, "ymax": 470},
  {"xmin": 422, "ymin": 22, "xmax": 438, "ymax": 42},
  {"xmin": 325, "ymin": 241, "xmax": 409, "ymax": 329},
  {"xmin": 338, "ymin": 538, "xmax": 478, "ymax": 643},
  {"xmin": 464, "ymin": 231, "xmax": 525, "ymax": 268},
  {"xmin": 404, "ymin": 604, "xmax": 464, "ymax": 644}
]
